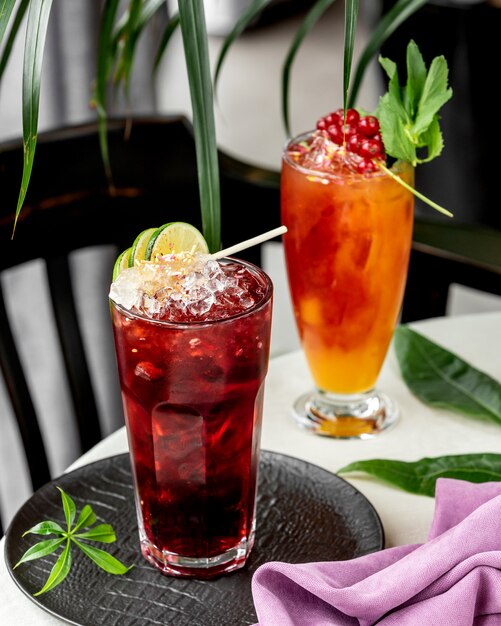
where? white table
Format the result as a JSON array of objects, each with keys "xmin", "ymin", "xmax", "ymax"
[{"xmin": 1, "ymin": 311, "xmax": 500, "ymax": 624}]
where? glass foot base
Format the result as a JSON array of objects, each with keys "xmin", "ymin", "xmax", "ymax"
[
  {"xmin": 140, "ymin": 535, "xmax": 253, "ymax": 578},
  {"xmin": 292, "ymin": 389, "xmax": 399, "ymax": 439}
]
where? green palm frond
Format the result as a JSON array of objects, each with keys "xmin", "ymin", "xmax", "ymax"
[
  {"xmin": 94, "ymin": 0, "xmax": 121, "ymax": 188},
  {"xmin": 0, "ymin": 0, "xmax": 29, "ymax": 80},
  {"xmin": 113, "ymin": 0, "xmax": 142, "ymax": 92},
  {"xmin": 343, "ymin": 0, "xmax": 359, "ymax": 114},
  {"xmin": 178, "ymin": 0, "xmax": 220, "ymax": 253},
  {"xmin": 214, "ymin": 0, "xmax": 272, "ymax": 96},
  {"xmin": 0, "ymin": 0, "xmax": 16, "ymax": 44},
  {"xmin": 4, "ymin": 0, "xmax": 430, "ymax": 237},
  {"xmin": 153, "ymin": 11, "xmax": 179, "ymax": 73},
  {"xmin": 348, "ymin": 0, "xmax": 428, "ymax": 108},
  {"xmin": 281, "ymin": 0, "xmax": 336, "ymax": 138},
  {"xmin": 13, "ymin": 0, "xmax": 54, "ymax": 236}
]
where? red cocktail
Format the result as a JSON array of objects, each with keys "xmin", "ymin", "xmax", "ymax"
[{"xmin": 110, "ymin": 256, "xmax": 273, "ymax": 577}]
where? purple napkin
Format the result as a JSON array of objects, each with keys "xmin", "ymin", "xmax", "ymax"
[{"xmin": 252, "ymin": 479, "xmax": 501, "ymax": 625}]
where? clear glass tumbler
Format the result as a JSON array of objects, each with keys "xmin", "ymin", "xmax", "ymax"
[
  {"xmin": 281, "ymin": 131, "xmax": 414, "ymax": 438},
  {"xmin": 110, "ymin": 258, "xmax": 273, "ymax": 577}
]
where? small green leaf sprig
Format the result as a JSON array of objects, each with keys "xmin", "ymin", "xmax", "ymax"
[
  {"xmin": 14, "ymin": 486, "xmax": 133, "ymax": 596},
  {"xmin": 375, "ymin": 39, "xmax": 453, "ymax": 217},
  {"xmin": 377, "ymin": 39, "xmax": 452, "ymax": 167}
]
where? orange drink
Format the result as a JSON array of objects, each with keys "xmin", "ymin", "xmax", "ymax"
[{"xmin": 281, "ymin": 130, "xmax": 414, "ymax": 438}]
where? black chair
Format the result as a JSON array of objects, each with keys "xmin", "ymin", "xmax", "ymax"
[
  {"xmin": 0, "ymin": 115, "xmax": 281, "ymax": 535},
  {"xmin": 1, "ymin": 114, "xmax": 500, "ymax": 535},
  {"xmin": 401, "ymin": 218, "xmax": 501, "ymax": 322}
]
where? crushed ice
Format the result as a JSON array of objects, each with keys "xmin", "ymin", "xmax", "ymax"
[
  {"xmin": 109, "ymin": 251, "xmax": 254, "ymax": 320},
  {"xmin": 292, "ymin": 130, "xmax": 366, "ymax": 175}
]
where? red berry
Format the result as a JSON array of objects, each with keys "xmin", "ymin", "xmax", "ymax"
[
  {"xmin": 340, "ymin": 123, "xmax": 358, "ymax": 141},
  {"xmin": 359, "ymin": 138, "xmax": 383, "ymax": 159},
  {"xmin": 358, "ymin": 115, "xmax": 380, "ymax": 137},
  {"xmin": 327, "ymin": 124, "xmax": 343, "ymax": 145},
  {"xmin": 316, "ymin": 118, "xmax": 328, "ymax": 131},
  {"xmin": 325, "ymin": 111, "xmax": 343, "ymax": 126},
  {"xmin": 372, "ymin": 132, "xmax": 382, "ymax": 143},
  {"xmin": 347, "ymin": 133, "xmax": 362, "ymax": 153},
  {"xmin": 356, "ymin": 158, "xmax": 378, "ymax": 174},
  {"xmin": 345, "ymin": 108, "xmax": 360, "ymax": 125},
  {"xmin": 332, "ymin": 108, "xmax": 360, "ymax": 125}
]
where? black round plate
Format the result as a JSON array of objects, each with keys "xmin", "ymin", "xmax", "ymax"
[{"xmin": 5, "ymin": 451, "xmax": 383, "ymax": 626}]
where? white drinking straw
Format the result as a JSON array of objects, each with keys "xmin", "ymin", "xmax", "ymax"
[{"xmin": 210, "ymin": 225, "xmax": 288, "ymax": 260}]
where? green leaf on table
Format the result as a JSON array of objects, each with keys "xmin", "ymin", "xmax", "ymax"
[
  {"xmin": 34, "ymin": 541, "xmax": 72, "ymax": 596},
  {"xmin": 16, "ymin": 487, "xmax": 133, "ymax": 595},
  {"xmin": 74, "ymin": 524, "xmax": 116, "ymax": 543},
  {"xmin": 394, "ymin": 326, "xmax": 501, "ymax": 425},
  {"xmin": 338, "ymin": 453, "xmax": 501, "ymax": 497},
  {"xmin": 72, "ymin": 540, "xmax": 134, "ymax": 575},
  {"xmin": 22, "ymin": 520, "xmax": 65, "ymax": 537},
  {"xmin": 14, "ymin": 538, "xmax": 66, "ymax": 568},
  {"xmin": 73, "ymin": 504, "xmax": 97, "ymax": 532},
  {"xmin": 56, "ymin": 486, "xmax": 76, "ymax": 530}
]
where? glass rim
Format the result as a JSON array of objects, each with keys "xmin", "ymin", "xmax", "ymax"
[
  {"xmin": 282, "ymin": 130, "xmax": 410, "ymax": 181},
  {"xmin": 110, "ymin": 255, "xmax": 273, "ymax": 329}
]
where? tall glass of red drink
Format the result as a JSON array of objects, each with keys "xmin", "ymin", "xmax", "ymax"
[{"xmin": 110, "ymin": 254, "xmax": 273, "ymax": 577}]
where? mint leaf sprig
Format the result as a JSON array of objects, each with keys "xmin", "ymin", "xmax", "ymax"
[
  {"xmin": 14, "ymin": 486, "xmax": 133, "ymax": 596},
  {"xmin": 377, "ymin": 39, "xmax": 452, "ymax": 166},
  {"xmin": 375, "ymin": 39, "xmax": 453, "ymax": 217}
]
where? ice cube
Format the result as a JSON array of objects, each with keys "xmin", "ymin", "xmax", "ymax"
[
  {"xmin": 302, "ymin": 132, "xmax": 336, "ymax": 171},
  {"xmin": 135, "ymin": 361, "xmax": 163, "ymax": 381}
]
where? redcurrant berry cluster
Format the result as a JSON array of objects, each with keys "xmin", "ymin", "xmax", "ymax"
[{"xmin": 316, "ymin": 108, "xmax": 385, "ymax": 174}]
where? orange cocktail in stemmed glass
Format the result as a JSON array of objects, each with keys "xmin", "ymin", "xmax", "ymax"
[{"xmin": 281, "ymin": 114, "xmax": 414, "ymax": 438}]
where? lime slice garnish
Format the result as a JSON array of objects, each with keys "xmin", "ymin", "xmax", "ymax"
[
  {"xmin": 129, "ymin": 227, "xmax": 157, "ymax": 267},
  {"xmin": 112, "ymin": 248, "xmax": 132, "ymax": 281},
  {"xmin": 145, "ymin": 222, "xmax": 209, "ymax": 260}
]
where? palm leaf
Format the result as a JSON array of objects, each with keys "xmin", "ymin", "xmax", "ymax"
[
  {"xmin": 136, "ymin": 0, "xmax": 166, "ymax": 28},
  {"xmin": 281, "ymin": 0, "xmax": 336, "ymax": 138},
  {"xmin": 348, "ymin": 0, "xmax": 428, "ymax": 108},
  {"xmin": 113, "ymin": 0, "xmax": 141, "ymax": 92},
  {"xmin": 343, "ymin": 0, "xmax": 359, "ymax": 114},
  {"xmin": 13, "ymin": 0, "xmax": 54, "ymax": 236},
  {"xmin": 178, "ymin": 0, "xmax": 220, "ymax": 253},
  {"xmin": 0, "ymin": 0, "xmax": 29, "ymax": 80},
  {"xmin": 95, "ymin": 0, "xmax": 121, "ymax": 188},
  {"xmin": 114, "ymin": 0, "xmax": 165, "ymax": 89},
  {"xmin": 214, "ymin": 0, "xmax": 272, "ymax": 96},
  {"xmin": 0, "ymin": 0, "xmax": 16, "ymax": 44},
  {"xmin": 153, "ymin": 11, "xmax": 179, "ymax": 73}
]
